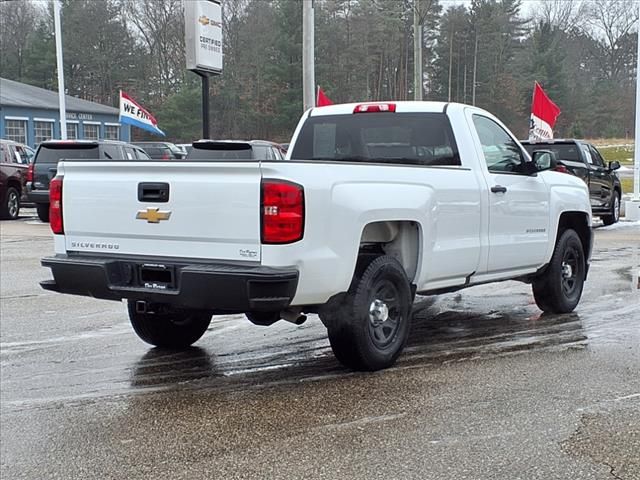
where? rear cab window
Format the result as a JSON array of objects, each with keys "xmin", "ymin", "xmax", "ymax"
[
  {"xmin": 290, "ymin": 112, "xmax": 461, "ymax": 166},
  {"xmin": 523, "ymin": 143, "xmax": 582, "ymax": 163}
]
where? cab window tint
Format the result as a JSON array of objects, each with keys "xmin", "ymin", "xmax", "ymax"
[
  {"xmin": 290, "ymin": 112, "xmax": 461, "ymax": 166},
  {"xmin": 472, "ymin": 115, "xmax": 524, "ymax": 173}
]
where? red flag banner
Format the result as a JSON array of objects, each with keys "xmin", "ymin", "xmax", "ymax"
[
  {"xmin": 316, "ymin": 87, "xmax": 334, "ymax": 107},
  {"xmin": 529, "ymin": 82, "xmax": 561, "ymax": 141}
]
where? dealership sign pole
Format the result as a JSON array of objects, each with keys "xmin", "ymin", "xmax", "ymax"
[
  {"xmin": 53, "ymin": 0, "xmax": 67, "ymax": 140},
  {"xmin": 626, "ymin": 1, "xmax": 640, "ymax": 221},
  {"xmin": 185, "ymin": 0, "xmax": 223, "ymax": 139}
]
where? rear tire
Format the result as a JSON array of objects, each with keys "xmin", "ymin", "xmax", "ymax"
[
  {"xmin": 36, "ymin": 203, "xmax": 50, "ymax": 223},
  {"xmin": 532, "ymin": 229, "xmax": 585, "ymax": 314},
  {"xmin": 1, "ymin": 187, "xmax": 20, "ymax": 220},
  {"xmin": 323, "ymin": 255, "xmax": 413, "ymax": 371},
  {"xmin": 601, "ymin": 192, "xmax": 620, "ymax": 226},
  {"xmin": 127, "ymin": 301, "xmax": 212, "ymax": 348}
]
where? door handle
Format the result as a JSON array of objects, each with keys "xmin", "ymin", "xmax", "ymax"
[{"xmin": 491, "ymin": 185, "xmax": 507, "ymax": 194}]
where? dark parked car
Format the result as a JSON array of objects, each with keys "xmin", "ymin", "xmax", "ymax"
[
  {"xmin": 186, "ymin": 140, "xmax": 284, "ymax": 160},
  {"xmin": 132, "ymin": 142, "xmax": 186, "ymax": 160},
  {"xmin": 28, "ymin": 140, "xmax": 151, "ymax": 222},
  {"xmin": 0, "ymin": 139, "xmax": 35, "ymax": 220},
  {"xmin": 521, "ymin": 139, "xmax": 622, "ymax": 225}
]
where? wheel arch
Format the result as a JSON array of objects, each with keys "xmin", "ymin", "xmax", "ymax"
[
  {"xmin": 556, "ymin": 211, "xmax": 592, "ymax": 276},
  {"xmin": 6, "ymin": 179, "xmax": 22, "ymax": 195},
  {"xmin": 359, "ymin": 220, "xmax": 422, "ymax": 284}
]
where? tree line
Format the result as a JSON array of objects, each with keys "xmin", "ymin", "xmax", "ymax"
[{"xmin": 1, "ymin": 0, "xmax": 638, "ymax": 142}]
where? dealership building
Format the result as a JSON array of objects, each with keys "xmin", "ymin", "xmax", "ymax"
[{"xmin": 0, "ymin": 77, "xmax": 130, "ymax": 148}]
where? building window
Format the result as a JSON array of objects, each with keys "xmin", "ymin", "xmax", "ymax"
[
  {"xmin": 83, "ymin": 123, "xmax": 99, "ymax": 140},
  {"xmin": 104, "ymin": 125, "xmax": 119, "ymax": 140},
  {"xmin": 4, "ymin": 119, "xmax": 27, "ymax": 144},
  {"xmin": 66, "ymin": 123, "xmax": 78, "ymax": 140},
  {"xmin": 34, "ymin": 121, "xmax": 54, "ymax": 145}
]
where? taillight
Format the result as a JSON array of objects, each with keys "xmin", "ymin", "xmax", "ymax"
[
  {"xmin": 261, "ymin": 180, "xmax": 304, "ymax": 244},
  {"xmin": 353, "ymin": 103, "xmax": 396, "ymax": 113},
  {"xmin": 50, "ymin": 176, "xmax": 64, "ymax": 234},
  {"xmin": 26, "ymin": 163, "xmax": 34, "ymax": 183},
  {"xmin": 555, "ymin": 164, "xmax": 569, "ymax": 174},
  {"xmin": 162, "ymin": 152, "xmax": 170, "ymax": 160}
]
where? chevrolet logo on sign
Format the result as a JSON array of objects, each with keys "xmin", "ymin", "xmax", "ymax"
[
  {"xmin": 136, "ymin": 208, "xmax": 171, "ymax": 223},
  {"xmin": 199, "ymin": 15, "xmax": 210, "ymax": 26}
]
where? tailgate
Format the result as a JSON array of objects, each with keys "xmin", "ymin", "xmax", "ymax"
[{"xmin": 61, "ymin": 161, "xmax": 262, "ymax": 262}]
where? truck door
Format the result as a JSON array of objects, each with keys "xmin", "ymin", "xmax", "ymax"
[
  {"xmin": 583, "ymin": 144, "xmax": 612, "ymax": 209},
  {"xmin": 469, "ymin": 114, "xmax": 550, "ymax": 272}
]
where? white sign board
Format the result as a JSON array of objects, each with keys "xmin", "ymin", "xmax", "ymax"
[{"xmin": 185, "ymin": 0, "xmax": 223, "ymax": 75}]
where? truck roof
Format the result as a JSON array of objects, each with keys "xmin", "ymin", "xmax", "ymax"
[{"xmin": 309, "ymin": 101, "xmax": 450, "ymax": 117}]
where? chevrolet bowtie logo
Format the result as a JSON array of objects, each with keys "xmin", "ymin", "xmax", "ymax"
[
  {"xmin": 136, "ymin": 208, "xmax": 171, "ymax": 223},
  {"xmin": 199, "ymin": 15, "xmax": 210, "ymax": 26}
]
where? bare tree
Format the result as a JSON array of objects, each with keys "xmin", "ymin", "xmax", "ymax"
[
  {"xmin": 0, "ymin": 0, "xmax": 41, "ymax": 80},
  {"xmin": 536, "ymin": 0, "xmax": 583, "ymax": 28},
  {"xmin": 122, "ymin": 0, "xmax": 186, "ymax": 99},
  {"xmin": 581, "ymin": 0, "xmax": 639, "ymax": 81}
]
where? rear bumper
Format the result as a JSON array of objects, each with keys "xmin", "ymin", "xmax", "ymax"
[
  {"xmin": 26, "ymin": 184, "xmax": 49, "ymax": 204},
  {"xmin": 41, "ymin": 255, "xmax": 299, "ymax": 313}
]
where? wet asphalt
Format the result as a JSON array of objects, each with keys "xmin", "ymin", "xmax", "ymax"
[{"xmin": 1, "ymin": 211, "xmax": 639, "ymax": 480}]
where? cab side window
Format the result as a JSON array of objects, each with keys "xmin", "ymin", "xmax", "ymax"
[
  {"xmin": 581, "ymin": 145, "xmax": 594, "ymax": 165},
  {"xmin": 14, "ymin": 145, "xmax": 32, "ymax": 164},
  {"xmin": 136, "ymin": 148, "xmax": 151, "ymax": 160},
  {"xmin": 472, "ymin": 115, "xmax": 525, "ymax": 173},
  {"xmin": 588, "ymin": 145, "xmax": 605, "ymax": 168},
  {"xmin": 0, "ymin": 144, "xmax": 8, "ymax": 163}
]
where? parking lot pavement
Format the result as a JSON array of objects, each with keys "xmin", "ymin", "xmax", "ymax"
[{"xmin": 1, "ymin": 211, "xmax": 639, "ymax": 480}]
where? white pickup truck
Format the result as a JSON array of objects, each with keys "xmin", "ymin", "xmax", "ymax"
[{"xmin": 41, "ymin": 101, "xmax": 592, "ymax": 371}]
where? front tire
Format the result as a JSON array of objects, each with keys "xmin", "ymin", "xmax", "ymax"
[
  {"xmin": 1, "ymin": 187, "xmax": 20, "ymax": 220},
  {"xmin": 127, "ymin": 301, "xmax": 212, "ymax": 348},
  {"xmin": 36, "ymin": 203, "xmax": 50, "ymax": 222},
  {"xmin": 532, "ymin": 229, "xmax": 585, "ymax": 314},
  {"xmin": 601, "ymin": 191, "xmax": 620, "ymax": 226},
  {"xmin": 323, "ymin": 255, "xmax": 413, "ymax": 371}
]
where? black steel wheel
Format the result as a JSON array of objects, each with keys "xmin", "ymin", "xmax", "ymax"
[
  {"xmin": 127, "ymin": 301, "xmax": 212, "ymax": 348},
  {"xmin": 532, "ymin": 229, "xmax": 585, "ymax": 314},
  {"xmin": 1, "ymin": 187, "xmax": 20, "ymax": 220},
  {"xmin": 326, "ymin": 255, "xmax": 413, "ymax": 371}
]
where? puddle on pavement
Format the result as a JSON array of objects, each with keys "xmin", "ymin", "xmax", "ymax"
[{"xmin": 125, "ymin": 294, "xmax": 595, "ymax": 394}]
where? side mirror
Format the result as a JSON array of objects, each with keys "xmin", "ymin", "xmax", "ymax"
[
  {"xmin": 608, "ymin": 160, "xmax": 620, "ymax": 171},
  {"xmin": 531, "ymin": 150, "xmax": 557, "ymax": 171}
]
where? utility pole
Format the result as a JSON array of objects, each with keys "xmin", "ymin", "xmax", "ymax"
[
  {"xmin": 302, "ymin": 0, "xmax": 315, "ymax": 111},
  {"xmin": 413, "ymin": 2, "xmax": 423, "ymax": 101},
  {"xmin": 53, "ymin": 0, "xmax": 67, "ymax": 140},
  {"xmin": 626, "ymin": 0, "xmax": 640, "ymax": 221},
  {"xmin": 447, "ymin": 26, "xmax": 453, "ymax": 102},
  {"xmin": 472, "ymin": 32, "xmax": 478, "ymax": 106},
  {"xmin": 634, "ymin": 0, "xmax": 640, "ymax": 201}
]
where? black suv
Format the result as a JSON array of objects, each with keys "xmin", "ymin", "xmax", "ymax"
[
  {"xmin": 521, "ymin": 139, "xmax": 622, "ymax": 225},
  {"xmin": 131, "ymin": 142, "xmax": 186, "ymax": 160},
  {"xmin": 1, "ymin": 139, "xmax": 35, "ymax": 220},
  {"xmin": 186, "ymin": 140, "xmax": 284, "ymax": 160},
  {"xmin": 28, "ymin": 140, "xmax": 151, "ymax": 222}
]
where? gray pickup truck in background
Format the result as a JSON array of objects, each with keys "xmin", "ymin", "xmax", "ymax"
[{"xmin": 522, "ymin": 139, "xmax": 622, "ymax": 225}]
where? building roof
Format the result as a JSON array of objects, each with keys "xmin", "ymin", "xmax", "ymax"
[{"xmin": 0, "ymin": 77, "xmax": 119, "ymax": 116}]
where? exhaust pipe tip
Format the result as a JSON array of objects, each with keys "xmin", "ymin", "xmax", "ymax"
[
  {"xmin": 293, "ymin": 314, "xmax": 307, "ymax": 326},
  {"xmin": 280, "ymin": 309, "xmax": 307, "ymax": 326}
]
